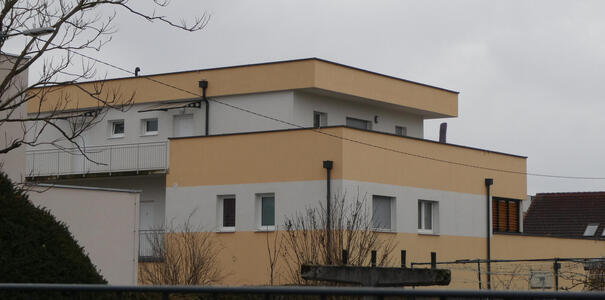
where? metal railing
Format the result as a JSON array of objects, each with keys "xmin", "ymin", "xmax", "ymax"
[
  {"xmin": 1, "ymin": 284, "xmax": 604, "ymax": 299},
  {"xmin": 26, "ymin": 141, "xmax": 168, "ymax": 177},
  {"xmin": 139, "ymin": 229, "xmax": 165, "ymax": 261}
]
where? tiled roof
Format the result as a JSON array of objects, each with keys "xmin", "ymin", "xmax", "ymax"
[{"xmin": 523, "ymin": 192, "xmax": 605, "ymax": 238}]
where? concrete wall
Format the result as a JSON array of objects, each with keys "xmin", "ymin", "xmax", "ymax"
[
  {"xmin": 28, "ymin": 184, "xmax": 140, "ymax": 285},
  {"xmin": 50, "ymin": 175, "xmax": 165, "ymax": 228},
  {"xmin": 293, "ymin": 91, "xmax": 424, "ymax": 138},
  {"xmin": 0, "ymin": 54, "xmax": 28, "ymax": 182}
]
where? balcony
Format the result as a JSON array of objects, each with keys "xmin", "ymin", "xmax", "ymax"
[{"xmin": 26, "ymin": 141, "xmax": 168, "ymax": 178}]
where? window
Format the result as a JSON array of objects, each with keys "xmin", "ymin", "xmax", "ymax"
[
  {"xmin": 313, "ymin": 111, "xmax": 327, "ymax": 128},
  {"xmin": 257, "ymin": 194, "xmax": 275, "ymax": 230},
  {"xmin": 395, "ymin": 126, "xmax": 407, "ymax": 136},
  {"xmin": 346, "ymin": 117, "xmax": 372, "ymax": 130},
  {"xmin": 418, "ymin": 200, "xmax": 438, "ymax": 234},
  {"xmin": 142, "ymin": 118, "xmax": 158, "ymax": 135},
  {"xmin": 372, "ymin": 195, "xmax": 393, "ymax": 231},
  {"xmin": 109, "ymin": 120, "xmax": 125, "ymax": 138},
  {"xmin": 492, "ymin": 197, "xmax": 520, "ymax": 233},
  {"xmin": 218, "ymin": 196, "xmax": 236, "ymax": 232},
  {"xmin": 584, "ymin": 224, "xmax": 599, "ymax": 237}
]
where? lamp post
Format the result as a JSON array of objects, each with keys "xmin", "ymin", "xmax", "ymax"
[{"xmin": 0, "ymin": 26, "xmax": 55, "ymax": 41}]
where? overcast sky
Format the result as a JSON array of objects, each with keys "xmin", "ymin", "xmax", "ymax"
[{"xmin": 8, "ymin": 1, "xmax": 605, "ymax": 195}]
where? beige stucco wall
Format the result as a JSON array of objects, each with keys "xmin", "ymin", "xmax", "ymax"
[
  {"xmin": 0, "ymin": 54, "xmax": 28, "ymax": 182},
  {"xmin": 28, "ymin": 184, "xmax": 140, "ymax": 285}
]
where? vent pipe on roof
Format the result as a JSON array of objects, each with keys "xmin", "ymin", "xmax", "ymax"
[
  {"xmin": 439, "ymin": 122, "xmax": 447, "ymax": 143},
  {"xmin": 134, "ymin": 67, "xmax": 140, "ymax": 77}
]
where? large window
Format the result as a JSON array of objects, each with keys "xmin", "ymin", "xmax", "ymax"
[
  {"xmin": 346, "ymin": 117, "xmax": 372, "ymax": 130},
  {"xmin": 418, "ymin": 200, "xmax": 438, "ymax": 234},
  {"xmin": 372, "ymin": 195, "xmax": 393, "ymax": 231},
  {"xmin": 492, "ymin": 197, "xmax": 520, "ymax": 233},
  {"xmin": 218, "ymin": 196, "xmax": 236, "ymax": 232},
  {"xmin": 313, "ymin": 111, "xmax": 327, "ymax": 128},
  {"xmin": 257, "ymin": 194, "xmax": 275, "ymax": 230}
]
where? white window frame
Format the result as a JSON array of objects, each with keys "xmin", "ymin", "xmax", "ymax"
[
  {"xmin": 256, "ymin": 193, "xmax": 276, "ymax": 231},
  {"xmin": 418, "ymin": 200, "xmax": 439, "ymax": 235},
  {"xmin": 346, "ymin": 117, "xmax": 372, "ymax": 130},
  {"xmin": 142, "ymin": 118, "xmax": 159, "ymax": 136},
  {"xmin": 372, "ymin": 195, "xmax": 395, "ymax": 232},
  {"xmin": 217, "ymin": 195, "xmax": 236, "ymax": 232},
  {"xmin": 395, "ymin": 125, "xmax": 407, "ymax": 136},
  {"xmin": 108, "ymin": 119, "xmax": 125, "ymax": 138},
  {"xmin": 313, "ymin": 111, "xmax": 328, "ymax": 128}
]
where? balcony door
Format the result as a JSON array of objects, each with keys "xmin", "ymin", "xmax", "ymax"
[{"xmin": 173, "ymin": 114, "xmax": 194, "ymax": 137}]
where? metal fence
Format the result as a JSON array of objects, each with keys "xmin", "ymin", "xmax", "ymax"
[
  {"xmin": 1, "ymin": 284, "xmax": 605, "ymax": 299},
  {"xmin": 139, "ymin": 229, "xmax": 165, "ymax": 261},
  {"xmin": 410, "ymin": 257, "xmax": 605, "ymax": 292},
  {"xmin": 26, "ymin": 141, "xmax": 168, "ymax": 177}
]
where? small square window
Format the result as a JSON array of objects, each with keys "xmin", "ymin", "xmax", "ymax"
[
  {"xmin": 257, "ymin": 194, "xmax": 275, "ymax": 230},
  {"xmin": 313, "ymin": 111, "xmax": 327, "ymax": 128},
  {"xmin": 418, "ymin": 200, "xmax": 438, "ymax": 234},
  {"xmin": 395, "ymin": 126, "xmax": 407, "ymax": 136},
  {"xmin": 109, "ymin": 120, "xmax": 125, "ymax": 138},
  {"xmin": 218, "ymin": 196, "xmax": 236, "ymax": 232},
  {"xmin": 372, "ymin": 195, "xmax": 393, "ymax": 231},
  {"xmin": 142, "ymin": 118, "xmax": 159, "ymax": 135},
  {"xmin": 584, "ymin": 224, "xmax": 599, "ymax": 236}
]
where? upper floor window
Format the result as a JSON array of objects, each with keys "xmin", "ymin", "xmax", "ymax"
[
  {"xmin": 395, "ymin": 126, "xmax": 407, "ymax": 136},
  {"xmin": 218, "ymin": 195, "xmax": 236, "ymax": 232},
  {"xmin": 372, "ymin": 195, "xmax": 394, "ymax": 231},
  {"xmin": 109, "ymin": 120, "xmax": 125, "ymax": 138},
  {"xmin": 418, "ymin": 200, "xmax": 439, "ymax": 234},
  {"xmin": 492, "ymin": 197, "xmax": 520, "ymax": 233},
  {"xmin": 313, "ymin": 111, "xmax": 328, "ymax": 128},
  {"xmin": 257, "ymin": 193, "xmax": 275, "ymax": 231},
  {"xmin": 142, "ymin": 118, "xmax": 159, "ymax": 136},
  {"xmin": 346, "ymin": 117, "xmax": 372, "ymax": 130}
]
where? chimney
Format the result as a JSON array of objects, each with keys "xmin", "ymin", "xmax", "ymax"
[{"xmin": 439, "ymin": 122, "xmax": 447, "ymax": 143}]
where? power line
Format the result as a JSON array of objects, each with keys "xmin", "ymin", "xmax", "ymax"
[{"xmin": 38, "ymin": 45, "xmax": 605, "ymax": 181}]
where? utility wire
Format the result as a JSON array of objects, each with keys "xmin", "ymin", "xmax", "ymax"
[{"xmin": 37, "ymin": 45, "xmax": 605, "ymax": 180}]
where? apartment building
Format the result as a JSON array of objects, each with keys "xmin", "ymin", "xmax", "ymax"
[{"xmin": 25, "ymin": 58, "xmax": 604, "ymax": 287}]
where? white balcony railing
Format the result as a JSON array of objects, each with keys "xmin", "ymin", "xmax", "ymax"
[{"xmin": 26, "ymin": 141, "xmax": 168, "ymax": 177}]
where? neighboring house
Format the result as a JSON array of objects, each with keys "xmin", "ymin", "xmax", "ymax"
[
  {"xmin": 524, "ymin": 192, "xmax": 605, "ymax": 239},
  {"xmin": 1, "ymin": 52, "xmax": 140, "ymax": 285},
  {"xmin": 25, "ymin": 58, "xmax": 604, "ymax": 288},
  {"xmin": 0, "ymin": 53, "xmax": 28, "ymax": 182}
]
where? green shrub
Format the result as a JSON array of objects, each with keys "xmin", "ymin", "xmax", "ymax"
[{"xmin": 0, "ymin": 172, "xmax": 106, "ymax": 284}]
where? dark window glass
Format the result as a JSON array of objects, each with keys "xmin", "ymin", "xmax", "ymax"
[
  {"xmin": 113, "ymin": 121, "xmax": 124, "ymax": 135},
  {"xmin": 223, "ymin": 198, "xmax": 235, "ymax": 227},
  {"xmin": 146, "ymin": 119, "xmax": 158, "ymax": 132},
  {"xmin": 346, "ymin": 117, "xmax": 371, "ymax": 130}
]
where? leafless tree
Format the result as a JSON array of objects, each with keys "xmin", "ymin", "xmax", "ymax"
[
  {"xmin": 265, "ymin": 228, "xmax": 281, "ymax": 286},
  {"xmin": 139, "ymin": 209, "xmax": 223, "ymax": 285},
  {"xmin": 0, "ymin": 1, "xmax": 209, "ymax": 159},
  {"xmin": 282, "ymin": 192, "xmax": 397, "ymax": 285}
]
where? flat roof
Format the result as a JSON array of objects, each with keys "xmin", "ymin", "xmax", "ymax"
[{"xmin": 29, "ymin": 58, "xmax": 459, "ymax": 118}]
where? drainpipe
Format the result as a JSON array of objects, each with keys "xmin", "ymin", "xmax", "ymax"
[
  {"xmin": 485, "ymin": 178, "xmax": 494, "ymax": 290},
  {"xmin": 323, "ymin": 160, "xmax": 333, "ymax": 264},
  {"xmin": 199, "ymin": 80, "xmax": 209, "ymax": 136}
]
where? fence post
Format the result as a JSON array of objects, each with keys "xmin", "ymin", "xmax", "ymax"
[
  {"xmin": 371, "ymin": 250, "xmax": 377, "ymax": 267},
  {"xmin": 477, "ymin": 260, "xmax": 482, "ymax": 290},
  {"xmin": 342, "ymin": 249, "xmax": 348, "ymax": 265},
  {"xmin": 554, "ymin": 258, "xmax": 560, "ymax": 291},
  {"xmin": 431, "ymin": 252, "xmax": 437, "ymax": 269},
  {"xmin": 401, "ymin": 250, "xmax": 406, "ymax": 268}
]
